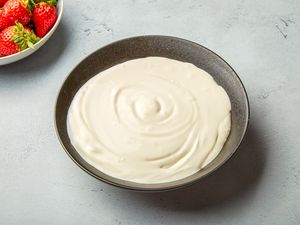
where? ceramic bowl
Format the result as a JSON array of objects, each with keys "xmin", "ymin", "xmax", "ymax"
[
  {"xmin": 55, "ymin": 36, "xmax": 250, "ymax": 192},
  {"xmin": 0, "ymin": 0, "xmax": 64, "ymax": 66}
]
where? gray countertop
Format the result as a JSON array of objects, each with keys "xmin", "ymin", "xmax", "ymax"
[{"xmin": 1, "ymin": 0, "xmax": 299, "ymax": 224}]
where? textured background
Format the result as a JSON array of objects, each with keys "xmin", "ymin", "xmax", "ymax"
[{"xmin": 0, "ymin": 0, "xmax": 300, "ymax": 224}]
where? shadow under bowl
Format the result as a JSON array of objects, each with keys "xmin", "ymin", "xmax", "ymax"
[{"xmin": 55, "ymin": 35, "xmax": 250, "ymax": 192}]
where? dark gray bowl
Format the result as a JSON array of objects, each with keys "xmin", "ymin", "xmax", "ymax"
[{"xmin": 55, "ymin": 35, "xmax": 249, "ymax": 192}]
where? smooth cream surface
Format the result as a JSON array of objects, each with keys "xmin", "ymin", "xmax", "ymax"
[{"xmin": 67, "ymin": 57, "xmax": 231, "ymax": 184}]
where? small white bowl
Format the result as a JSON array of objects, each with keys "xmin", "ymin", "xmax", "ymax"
[{"xmin": 0, "ymin": 0, "xmax": 64, "ymax": 66}]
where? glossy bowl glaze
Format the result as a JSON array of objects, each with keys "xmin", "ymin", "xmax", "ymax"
[
  {"xmin": 55, "ymin": 36, "xmax": 250, "ymax": 192},
  {"xmin": 0, "ymin": 0, "xmax": 64, "ymax": 66}
]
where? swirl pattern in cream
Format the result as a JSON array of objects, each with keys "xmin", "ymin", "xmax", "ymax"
[{"xmin": 67, "ymin": 57, "xmax": 231, "ymax": 184}]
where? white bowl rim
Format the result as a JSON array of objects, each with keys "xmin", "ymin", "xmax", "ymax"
[{"xmin": 0, "ymin": 0, "xmax": 64, "ymax": 61}]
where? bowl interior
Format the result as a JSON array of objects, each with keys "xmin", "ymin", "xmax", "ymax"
[{"xmin": 55, "ymin": 36, "xmax": 249, "ymax": 191}]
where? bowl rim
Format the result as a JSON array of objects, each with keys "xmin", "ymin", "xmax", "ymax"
[
  {"xmin": 55, "ymin": 35, "xmax": 250, "ymax": 192},
  {"xmin": 0, "ymin": 0, "xmax": 64, "ymax": 61}
]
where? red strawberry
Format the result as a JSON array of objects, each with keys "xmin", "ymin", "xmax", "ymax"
[
  {"xmin": 33, "ymin": 1, "xmax": 57, "ymax": 38},
  {"xmin": 0, "ymin": 0, "xmax": 8, "ymax": 7},
  {"xmin": 0, "ymin": 11, "xmax": 10, "ymax": 31},
  {"xmin": 0, "ymin": 0, "xmax": 32, "ymax": 30},
  {"xmin": 0, "ymin": 21, "xmax": 40, "ymax": 56}
]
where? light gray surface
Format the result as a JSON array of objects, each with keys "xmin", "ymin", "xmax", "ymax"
[{"xmin": 0, "ymin": 0, "xmax": 299, "ymax": 224}]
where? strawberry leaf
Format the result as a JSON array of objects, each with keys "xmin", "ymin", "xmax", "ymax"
[
  {"xmin": 27, "ymin": 41, "xmax": 34, "ymax": 48},
  {"xmin": 34, "ymin": 0, "xmax": 57, "ymax": 6},
  {"xmin": 11, "ymin": 22, "xmax": 40, "ymax": 51}
]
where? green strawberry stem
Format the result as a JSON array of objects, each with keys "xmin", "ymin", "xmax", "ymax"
[
  {"xmin": 23, "ymin": 0, "xmax": 34, "ymax": 11},
  {"xmin": 29, "ymin": 0, "xmax": 35, "ymax": 9},
  {"xmin": 31, "ymin": 0, "xmax": 57, "ymax": 6},
  {"xmin": 11, "ymin": 22, "xmax": 40, "ymax": 50}
]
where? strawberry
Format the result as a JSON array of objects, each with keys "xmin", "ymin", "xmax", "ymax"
[
  {"xmin": 33, "ymin": 1, "xmax": 57, "ymax": 38},
  {"xmin": 0, "ymin": 11, "xmax": 10, "ymax": 31},
  {"xmin": 0, "ymin": 0, "xmax": 32, "ymax": 30},
  {"xmin": 0, "ymin": 21, "xmax": 40, "ymax": 56},
  {"xmin": 0, "ymin": 0, "xmax": 8, "ymax": 7}
]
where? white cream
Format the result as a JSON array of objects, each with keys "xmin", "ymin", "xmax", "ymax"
[{"xmin": 67, "ymin": 57, "xmax": 231, "ymax": 184}]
